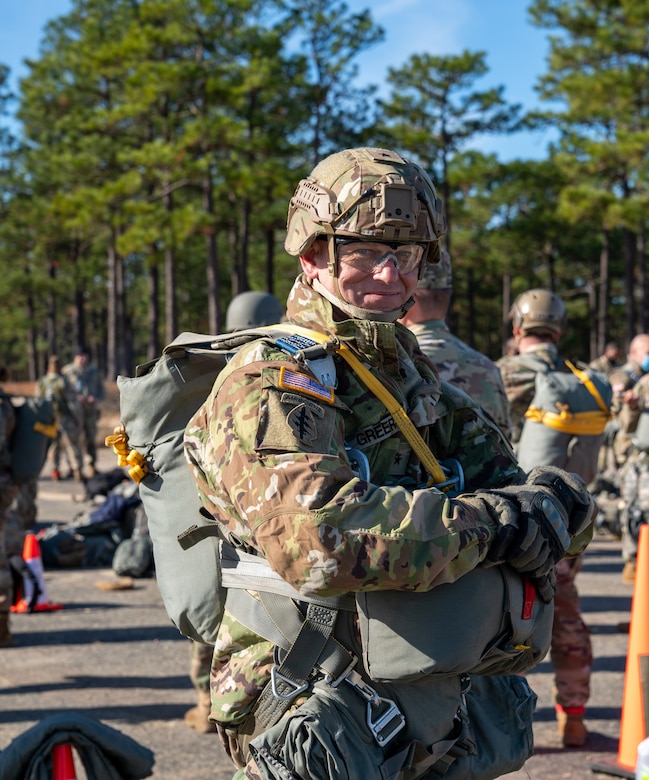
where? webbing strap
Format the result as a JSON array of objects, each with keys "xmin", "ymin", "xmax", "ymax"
[
  {"xmin": 564, "ymin": 359, "xmax": 611, "ymax": 415},
  {"xmin": 226, "ymin": 587, "xmax": 355, "ymax": 729},
  {"xmin": 277, "ymin": 325, "xmax": 447, "ymax": 487}
]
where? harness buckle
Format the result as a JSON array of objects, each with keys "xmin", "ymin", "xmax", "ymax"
[
  {"xmin": 366, "ymin": 697, "xmax": 406, "ymax": 747},
  {"xmin": 342, "ymin": 669, "xmax": 406, "ymax": 746},
  {"xmin": 270, "ymin": 666, "xmax": 309, "ymax": 701}
]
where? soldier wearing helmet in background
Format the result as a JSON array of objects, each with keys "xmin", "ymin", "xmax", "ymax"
[
  {"xmin": 184, "ymin": 149, "xmax": 595, "ymax": 779},
  {"xmin": 498, "ymin": 289, "xmax": 594, "ymax": 748},
  {"xmin": 225, "ymin": 290, "xmax": 285, "ymax": 331},
  {"xmin": 398, "ymin": 250, "xmax": 512, "ymax": 437}
]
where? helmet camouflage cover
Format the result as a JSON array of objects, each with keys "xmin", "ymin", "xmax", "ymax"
[
  {"xmin": 285, "ymin": 147, "xmax": 446, "ymax": 262},
  {"xmin": 417, "ymin": 250, "xmax": 452, "ymax": 290},
  {"xmin": 510, "ymin": 288, "xmax": 567, "ymax": 337}
]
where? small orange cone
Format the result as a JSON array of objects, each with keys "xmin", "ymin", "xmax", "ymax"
[
  {"xmin": 10, "ymin": 533, "xmax": 63, "ymax": 613},
  {"xmin": 52, "ymin": 743, "xmax": 77, "ymax": 780},
  {"xmin": 617, "ymin": 524, "xmax": 649, "ymax": 770}
]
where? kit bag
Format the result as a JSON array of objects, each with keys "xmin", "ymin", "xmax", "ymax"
[
  {"xmin": 114, "ymin": 328, "xmax": 301, "ymax": 644},
  {"xmin": 6, "ymin": 395, "xmax": 57, "ymax": 484},
  {"xmin": 516, "ymin": 357, "xmax": 612, "ymax": 483}
]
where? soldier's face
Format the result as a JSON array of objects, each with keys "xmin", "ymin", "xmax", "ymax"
[{"xmin": 300, "ymin": 239, "xmax": 420, "ymax": 313}]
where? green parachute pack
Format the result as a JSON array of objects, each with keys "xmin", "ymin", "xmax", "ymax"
[{"xmin": 516, "ymin": 357, "xmax": 613, "ymax": 484}]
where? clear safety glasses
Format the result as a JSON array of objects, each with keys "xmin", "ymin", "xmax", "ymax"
[{"xmin": 335, "ymin": 238, "xmax": 425, "ymax": 275}]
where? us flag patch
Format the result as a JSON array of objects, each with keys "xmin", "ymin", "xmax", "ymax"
[{"xmin": 278, "ymin": 367, "xmax": 334, "ymax": 404}]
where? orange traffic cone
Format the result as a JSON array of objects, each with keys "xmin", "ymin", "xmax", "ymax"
[
  {"xmin": 10, "ymin": 533, "xmax": 63, "ymax": 613},
  {"xmin": 588, "ymin": 524, "xmax": 649, "ymax": 779},
  {"xmin": 52, "ymin": 743, "xmax": 77, "ymax": 780},
  {"xmin": 617, "ymin": 524, "xmax": 649, "ymax": 770}
]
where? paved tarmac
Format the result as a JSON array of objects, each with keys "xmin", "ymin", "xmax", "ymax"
[{"xmin": 0, "ymin": 445, "xmax": 640, "ymax": 779}]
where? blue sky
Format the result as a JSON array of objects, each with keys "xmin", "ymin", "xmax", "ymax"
[{"xmin": 1, "ymin": 0, "xmax": 557, "ymax": 161}]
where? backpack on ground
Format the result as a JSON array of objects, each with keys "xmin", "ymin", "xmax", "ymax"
[
  {"xmin": 5, "ymin": 394, "xmax": 57, "ymax": 484},
  {"xmin": 516, "ymin": 357, "xmax": 612, "ymax": 483}
]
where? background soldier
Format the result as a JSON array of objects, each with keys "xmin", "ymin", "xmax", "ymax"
[
  {"xmin": 589, "ymin": 341, "xmax": 621, "ymax": 375},
  {"xmin": 184, "ymin": 148, "xmax": 594, "ymax": 779},
  {"xmin": 37, "ymin": 356, "xmax": 84, "ymax": 482},
  {"xmin": 398, "ymin": 250, "xmax": 512, "ymax": 437},
  {"xmin": 63, "ymin": 348, "xmax": 105, "ymax": 477},
  {"xmin": 498, "ymin": 289, "xmax": 594, "ymax": 748}
]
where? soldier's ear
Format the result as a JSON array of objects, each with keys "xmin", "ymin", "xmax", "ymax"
[{"xmin": 299, "ymin": 242, "xmax": 324, "ymax": 280}]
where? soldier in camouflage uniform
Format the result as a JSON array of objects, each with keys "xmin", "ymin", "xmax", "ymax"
[
  {"xmin": 398, "ymin": 250, "xmax": 512, "ymax": 437},
  {"xmin": 608, "ymin": 333, "xmax": 649, "ymax": 470},
  {"xmin": 498, "ymin": 289, "xmax": 593, "ymax": 748},
  {"xmin": 589, "ymin": 342, "xmax": 621, "ymax": 375},
  {"xmin": 612, "ymin": 368, "xmax": 649, "ymax": 581},
  {"xmin": 63, "ymin": 348, "xmax": 105, "ymax": 476},
  {"xmin": 0, "ymin": 362, "xmax": 18, "ymax": 646},
  {"xmin": 37, "ymin": 355, "xmax": 84, "ymax": 482},
  {"xmin": 184, "ymin": 149, "xmax": 595, "ymax": 779}
]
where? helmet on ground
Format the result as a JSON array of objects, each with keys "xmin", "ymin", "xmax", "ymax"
[
  {"xmin": 285, "ymin": 147, "xmax": 446, "ymax": 262},
  {"xmin": 225, "ymin": 291, "xmax": 284, "ymax": 331},
  {"xmin": 417, "ymin": 250, "xmax": 452, "ymax": 290},
  {"xmin": 510, "ymin": 289, "xmax": 567, "ymax": 338}
]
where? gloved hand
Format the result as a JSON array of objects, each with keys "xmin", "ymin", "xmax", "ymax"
[
  {"xmin": 525, "ymin": 465, "xmax": 595, "ymax": 540},
  {"xmin": 480, "ymin": 485, "xmax": 571, "ymax": 577}
]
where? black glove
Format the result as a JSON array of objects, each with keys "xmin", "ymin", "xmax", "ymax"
[
  {"xmin": 525, "ymin": 466, "xmax": 594, "ymax": 537},
  {"xmin": 482, "ymin": 486, "xmax": 571, "ymax": 578}
]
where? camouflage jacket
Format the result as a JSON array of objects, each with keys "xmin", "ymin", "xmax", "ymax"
[
  {"xmin": 62, "ymin": 362, "xmax": 105, "ymax": 402},
  {"xmin": 497, "ymin": 342, "xmax": 563, "ymax": 444},
  {"xmin": 184, "ymin": 276, "xmax": 522, "ymax": 725},
  {"xmin": 36, "ymin": 372, "xmax": 79, "ymax": 420},
  {"xmin": 408, "ymin": 319, "xmax": 512, "ymax": 437}
]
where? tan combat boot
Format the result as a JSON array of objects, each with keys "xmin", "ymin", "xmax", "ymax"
[
  {"xmin": 622, "ymin": 560, "xmax": 636, "ymax": 584},
  {"xmin": 184, "ymin": 690, "xmax": 216, "ymax": 734},
  {"xmin": 557, "ymin": 710, "xmax": 588, "ymax": 747},
  {"xmin": 0, "ymin": 612, "xmax": 13, "ymax": 647}
]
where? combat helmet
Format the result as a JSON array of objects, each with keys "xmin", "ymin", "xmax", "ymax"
[
  {"xmin": 225, "ymin": 291, "xmax": 284, "ymax": 331},
  {"xmin": 510, "ymin": 289, "xmax": 567, "ymax": 338},
  {"xmin": 417, "ymin": 250, "xmax": 452, "ymax": 290},
  {"xmin": 285, "ymin": 147, "xmax": 446, "ymax": 321}
]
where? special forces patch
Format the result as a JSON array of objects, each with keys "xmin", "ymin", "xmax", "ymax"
[
  {"xmin": 286, "ymin": 399, "xmax": 323, "ymax": 446},
  {"xmin": 257, "ymin": 386, "xmax": 336, "ymax": 453}
]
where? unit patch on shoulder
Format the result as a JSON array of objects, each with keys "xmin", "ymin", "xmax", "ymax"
[{"xmin": 278, "ymin": 367, "xmax": 334, "ymax": 404}]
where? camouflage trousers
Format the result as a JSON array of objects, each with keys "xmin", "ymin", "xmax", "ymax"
[
  {"xmin": 78, "ymin": 402, "xmax": 100, "ymax": 467},
  {"xmin": 189, "ymin": 639, "xmax": 213, "ymax": 694},
  {"xmin": 551, "ymin": 555, "xmax": 592, "ymax": 711},
  {"xmin": 51, "ymin": 415, "xmax": 84, "ymax": 473}
]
